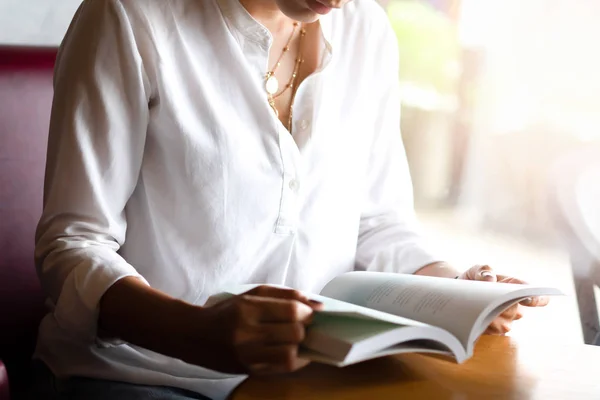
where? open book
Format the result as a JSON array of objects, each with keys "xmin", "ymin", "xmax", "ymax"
[{"xmin": 210, "ymin": 272, "xmax": 562, "ymax": 367}]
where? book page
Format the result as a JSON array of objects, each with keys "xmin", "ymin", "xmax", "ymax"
[
  {"xmin": 320, "ymin": 272, "xmax": 561, "ymax": 349},
  {"xmin": 303, "ymin": 313, "xmax": 465, "ymax": 363},
  {"xmin": 301, "ymin": 339, "xmax": 458, "ymax": 367}
]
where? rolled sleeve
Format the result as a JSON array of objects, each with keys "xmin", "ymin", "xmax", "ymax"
[
  {"xmin": 35, "ymin": 0, "xmax": 151, "ymax": 345},
  {"xmin": 51, "ymin": 247, "xmax": 149, "ymax": 344},
  {"xmin": 355, "ymin": 20, "xmax": 444, "ymax": 275}
]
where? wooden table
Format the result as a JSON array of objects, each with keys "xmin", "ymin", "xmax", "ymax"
[{"xmin": 230, "ymin": 336, "xmax": 600, "ymax": 399}]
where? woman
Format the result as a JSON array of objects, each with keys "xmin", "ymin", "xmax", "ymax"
[{"xmin": 32, "ymin": 0, "xmax": 548, "ymax": 399}]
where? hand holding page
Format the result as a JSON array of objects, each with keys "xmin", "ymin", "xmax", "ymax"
[{"xmin": 319, "ymin": 272, "xmax": 561, "ymax": 354}]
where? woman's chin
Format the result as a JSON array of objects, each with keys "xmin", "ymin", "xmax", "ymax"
[
  {"xmin": 298, "ymin": 12, "xmax": 322, "ymax": 23},
  {"xmin": 306, "ymin": 0, "xmax": 332, "ymax": 15},
  {"xmin": 291, "ymin": 7, "xmax": 322, "ymax": 22},
  {"xmin": 276, "ymin": 0, "xmax": 322, "ymax": 23}
]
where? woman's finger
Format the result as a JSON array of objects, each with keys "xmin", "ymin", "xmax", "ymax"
[
  {"xmin": 242, "ymin": 295, "xmax": 314, "ymax": 323},
  {"xmin": 500, "ymin": 304, "xmax": 526, "ymax": 320},
  {"xmin": 248, "ymin": 285, "xmax": 308, "ymax": 303},
  {"xmin": 514, "ymin": 307, "xmax": 524, "ymax": 320},
  {"xmin": 499, "ymin": 304, "xmax": 519, "ymax": 320},
  {"xmin": 484, "ymin": 326, "xmax": 504, "ymax": 335},
  {"xmin": 497, "ymin": 276, "xmax": 527, "ymax": 285},
  {"xmin": 520, "ymin": 296, "xmax": 550, "ymax": 307},
  {"xmin": 247, "ymin": 285, "xmax": 323, "ymax": 310},
  {"xmin": 463, "ymin": 265, "xmax": 497, "ymax": 282},
  {"xmin": 486, "ymin": 317, "xmax": 513, "ymax": 335},
  {"xmin": 258, "ymin": 322, "xmax": 306, "ymax": 345},
  {"xmin": 493, "ymin": 276, "xmax": 550, "ymax": 307},
  {"xmin": 484, "ymin": 323, "xmax": 505, "ymax": 335},
  {"xmin": 241, "ymin": 344, "xmax": 309, "ymax": 374},
  {"xmin": 233, "ymin": 322, "xmax": 307, "ymax": 346}
]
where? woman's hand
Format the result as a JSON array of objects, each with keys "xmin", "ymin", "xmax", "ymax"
[
  {"xmin": 99, "ymin": 278, "xmax": 322, "ymax": 377},
  {"xmin": 196, "ymin": 285, "xmax": 322, "ymax": 375},
  {"xmin": 458, "ymin": 265, "xmax": 550, "ymax": 335}
]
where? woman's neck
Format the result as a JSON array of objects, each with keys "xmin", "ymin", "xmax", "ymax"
[{"xmin": 239, "ymin": 0, "xmax": 294, "ymax": 34}]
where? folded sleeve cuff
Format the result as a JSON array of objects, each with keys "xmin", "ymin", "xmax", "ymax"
[{"xmin": 52, "ymin": 248, "xmax": 149, "ymax": 347}]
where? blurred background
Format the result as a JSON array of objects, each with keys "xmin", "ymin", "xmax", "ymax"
[
  {"xmin": 383, "ymin": 0, "xmax": 600, "ymax": 345},
  {"xmin": 1, "ymin": 0, "xmax": 599, "ymax": 345}
]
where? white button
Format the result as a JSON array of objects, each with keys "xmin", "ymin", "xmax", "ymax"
[
  {"xmin": 289, "ymin": 179, "xmax": 300, "ymax": 192},
  {"xmin": 298, "ymin": 120, "xmax": 310, "ymax": 131}
]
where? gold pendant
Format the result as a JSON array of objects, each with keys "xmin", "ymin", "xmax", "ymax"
[{"xmin": 265, "ymin": 75, "xmax": 279, "ymax": 95}]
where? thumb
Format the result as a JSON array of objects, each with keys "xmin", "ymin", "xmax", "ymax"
[{"xmin": 469, "ymin": 265, "xmax": 497, "ymax": 282}]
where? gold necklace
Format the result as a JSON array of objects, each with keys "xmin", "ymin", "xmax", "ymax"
[
  {"xmin": 265, "ymin": 23, "xmax": 306, "ymax": 132},
  {"xmin": 265, "ymin": 22, "xmax": 298, "ymax": 97}
]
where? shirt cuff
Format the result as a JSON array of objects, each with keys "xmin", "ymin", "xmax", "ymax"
[{"xmin": 52, "ymin": 253, "xmax": 149, "ymax": 347}]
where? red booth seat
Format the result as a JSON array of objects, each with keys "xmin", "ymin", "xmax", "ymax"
[{"xmin": 0, "ymin": 45, "xmax": 57, "ymax": 400}]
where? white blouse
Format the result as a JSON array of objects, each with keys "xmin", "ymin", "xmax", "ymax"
[{"xmin": 34, "ymin": 0, "xmax": 441, "ymax": 398}]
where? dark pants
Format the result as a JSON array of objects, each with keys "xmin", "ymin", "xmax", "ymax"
[{"xmin": 27, "ymin": 361, "xmax": 212, "ymax": 400}]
